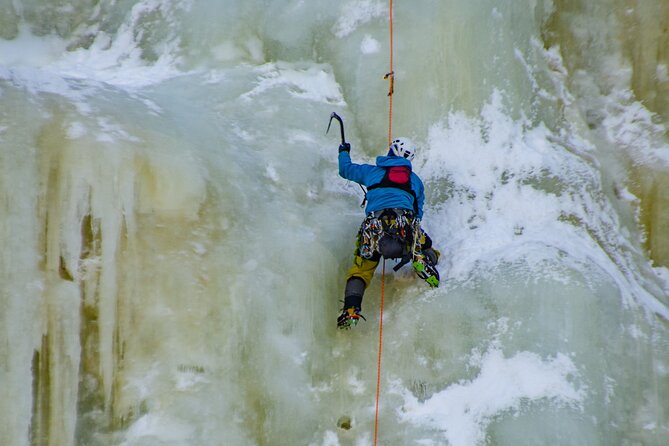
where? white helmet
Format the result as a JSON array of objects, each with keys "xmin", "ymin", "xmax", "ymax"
[{"xmin": 389, "ymin": 137, "xmax": 416, "ymax": 161}]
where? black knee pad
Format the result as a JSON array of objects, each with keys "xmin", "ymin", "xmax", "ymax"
[{"xmin": 345, "ymin": 277, "xmax": 366, "ymax": 297}]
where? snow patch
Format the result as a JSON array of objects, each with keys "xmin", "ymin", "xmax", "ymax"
[{"xmin": 396, "ymin": 348, "xmax": 584, "ymax": 446}]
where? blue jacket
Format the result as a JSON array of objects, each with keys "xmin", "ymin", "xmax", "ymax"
[{"xmin": 339, "ymin": 151, "xmax": 425, "ymax": 219}]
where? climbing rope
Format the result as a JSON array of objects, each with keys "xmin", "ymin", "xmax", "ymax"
[
  {"xmin": 373, "ymin": 259, "xmax": 386, "ymax": 446},
  {"xmin": 374, "ymin": 2, "xmax": 394, "ymax": 444},
  {"xmin": 384, "ymin": 0, "xmax": 395, "ymax": 147}
]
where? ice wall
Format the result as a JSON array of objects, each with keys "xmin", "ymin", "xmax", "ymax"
[
  {"xmin": 1, "ymin": 1, "xmax": 669, "ymax": 445},
  {"xmin": 544, "ymin": 0, "xmax": 669, "ymax": 267}
]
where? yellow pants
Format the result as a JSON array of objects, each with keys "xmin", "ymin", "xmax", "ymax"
[{"xmin": 345, "ymin": 254, "xmax": 380, "ymax": 288}]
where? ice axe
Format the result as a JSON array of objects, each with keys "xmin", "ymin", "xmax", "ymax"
[
  {"xmin": 327, "ymin": 112, "xmax": 367, "ymax": 208},
  {"xmin": 326, "ymin": 112, "xmax": 346, "ymax": 145}
]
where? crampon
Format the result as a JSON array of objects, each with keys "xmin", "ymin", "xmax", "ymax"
[
  {"xmin": 412, "ymin": 255, "xmax": 440, "ymax": 287},
  {"xmin": 337, "ymin": 307, "xmax": 366, "ymax": 330}
]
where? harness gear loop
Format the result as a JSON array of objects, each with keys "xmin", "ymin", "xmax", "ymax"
[{"xmin": 357, "ymin": 209, "xmax": 415, "ymax": 265}]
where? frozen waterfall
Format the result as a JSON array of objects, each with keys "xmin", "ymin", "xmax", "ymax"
[{"xmin": 1, "ymin": 1, "xmax": 669, "ymax": 445}]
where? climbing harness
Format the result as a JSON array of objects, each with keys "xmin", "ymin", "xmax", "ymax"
[{"xmin": 358, "ymin": 208, "xmax": 414, "ymax": 265}]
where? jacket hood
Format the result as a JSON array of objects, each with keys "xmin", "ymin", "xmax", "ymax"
[{"xmin": 375, "ymin": 155, "xmax": 412, "ymax": 168}]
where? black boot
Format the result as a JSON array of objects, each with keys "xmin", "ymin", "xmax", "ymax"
[{"xmin": 337, "ymin": 277, "xmax": 366, "ymax": 329}]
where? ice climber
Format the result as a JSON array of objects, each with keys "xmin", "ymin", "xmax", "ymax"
[{"xmin": 337, "ymin": 137, "xmax": 440, "ymax": 329}]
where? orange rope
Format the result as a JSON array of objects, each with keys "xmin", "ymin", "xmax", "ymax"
[
  {"xmin": 374, "ymin": 3, "xmax": 394, "ymax": 444},
  {"xmin": 385, "ymin": 0, "xmax": 394, "ymax": 146},
  {"xmin": 373, "ymin": 259, "xmax": 386, "ymax": 446}
]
